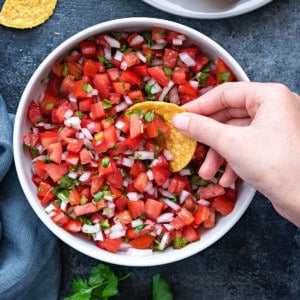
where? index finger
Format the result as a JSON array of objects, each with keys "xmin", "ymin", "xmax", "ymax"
[{"xmin": 183, "ymin": 82, "xmax": 266, "ymax": 116}]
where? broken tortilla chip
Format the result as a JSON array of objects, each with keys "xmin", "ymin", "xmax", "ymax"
[
  {"xmin": 128, "ymin": 101, "xmax": 197, "ymax": 172},
  {"xmin": 0, "ymin": 0, "xmax": 57, "ymax": 29}
]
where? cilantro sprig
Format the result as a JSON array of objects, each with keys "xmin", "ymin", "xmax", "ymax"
[
  {"xmin": 152, "ymin": 274, "xmax": 173, "ymax": 300},
  {"xmin": 64, "ymin": 264, "xmax": 132, "ymax": 300}
]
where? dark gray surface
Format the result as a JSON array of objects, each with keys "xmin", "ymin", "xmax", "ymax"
[{"xmin": 1, "ymin": 0, "xmax": 299, "ymax": 299}]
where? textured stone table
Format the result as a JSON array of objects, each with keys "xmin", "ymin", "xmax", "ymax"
[{"xmin": 0, "ymin": 0, "xmax": 299, "ymax": 299}]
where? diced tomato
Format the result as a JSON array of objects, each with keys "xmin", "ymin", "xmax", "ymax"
[
  {"xmin": 198, "ymin": 184, "xmax": 225, "ymax": 199},
  {"xmin": 104, "ymin": 126, "xmax": 118, "ymax": 148},
  {"xmin": 23, "ymin": 132, "xmax": 39, "ymax": 148},
  {"xmin": 92, "ymin": 73, "xmax": 111, "ymax": 91},
  {"xmin": 73, "ymin": 202, "xmax": 104, "ymax": 217},
  {"xmin": 37, "ymin": 181, "xmax": 54, "ymax": 205},
  {"xmin": 27, "ymin": 100, "xmax": 42, "ymax": 124},
  {"xmin": 148, "ymin": 66, "xmax": 169, "ymax": 87},
  {"xmin": 152, "ymin": 27, "xmax": 166, "ymax": 41},
  {"xmin": 203, "ymin": 208, "xmax": 216, "ymax": 229},
  {"xmin": 66, "ymin": 138, "xmax": 84, "ymax": 153},
  {"xmin": 216, "ymin": 57, "xmax": 235, "ymax": 83},
  {"xmin": 129, "ymin": 113, "xmax": 143, "ymax": 138},
  {"xmin": 130, "ymin": 161, "xmax": 147, "ymax": 177},
  {"xmin": 170, "ymin": 216, "xmax": 186, "ymax": 230},
  {"xmin": 66, "ymin": 62, "xmax": 82, "ymax": 80},
  {"xmin": 128, "ymin": 89, "xmax": 144, "ymax": 103},
  {"xmin": 182, "ymin": 225, "xmax": 200, "ymax": 243},
  {"xmin": 193, "ymin": 204, "xmax": 210, "ymax": 227},
  {"xmin": 130, "ymin": 235, "xmax": 155, "ymax": 249},
  {"xmin": 106, "ymin": 169, "xmax": 123, "ymax": 189},
  {"xmin": 115, "ymin": 210, "xmax": 132, "ymax": 225},
  {"xmin": 34, "ymin": 160, "xmax": 47, "ymax": 179},
  {"xmin": 47, "ymin": 141, "xmax": 62, "ymax": 164},
  {"xmin": 119, "ymin": 70, "xmax": 141, "ymax": 85},
  {"xmin": 163, "ymin": 48, "xmax": 178, "ymax": 68},
  {"xmin": 122, "ymin": 50, "xmax": 140, "ymax": 67},
  {"xmin": 90, "ymin": 101, "xmax": 105, "ymax": 120},
  {"xmin": 51, "ymin": 209, "xmax": 69, "ymax": 225},
  {"xmin": 151, "ymin": 165, "xmax": 170, "ymax": 186},
  {"xmin": 190, "ymin": 55, "xmax": 210, "ymax": 73},
  {"xmin": 168, "ymin": 175, "xmax": 189, "ymax": 194},
  {"xmin": 177, "ymin": 207, "xmax": 195, "ymax": 225},
  {"xmin": 79, "ymin": 148, "xmax": 91, "ymax": 164},
  {"xmin": 79, "ymin": 97, "xmax": 94, "ymax": 112},
  {"xmin": 44, "ymin": 163, "xmax": 69, "ymax": 182},
  {"xmin": 96, "ymin": 237, "xmax": 122, "ymax": 253},
  {"xmin": 39, "ymin": 131, "xmax": 59, "ymax": 148},
  {"xmin": 225, "ymin": 188, "xmax": 237, "ymax": 202},
  {"xmin": 130, "ymin": 64, "xmax": 149, "ymax": 76},
  {"xmin": 98, "ymin": 157, "xmax": 117, "ymax": 176},
  {"xmin": 40, "ymin": 92, "xmax": 58, "ymax": 115},
  {"xmin": 212, "ymin": 195, "xmax": 235, "ymax": 216},
  {"xmin": 60, "ymin": 76, "xmax": 75, "ymax": 96},
  {"xmin": 63, "ymin": 219, "xmax": 82, "ymax": 233},
  {"xmin": 133, "ymin": 172, "xmax": 148, "ymax": 193},
  {"xmin": 83, "ymin": 58, "xmax": 98, "ymax": 76},
  {"xmin": 80, "ymin": 40, "xmax": 97, "ymax": 57},
  {"xmin": 112, "ymin": 82, "xmax": 130, "ymax": 95},
  {"xmin": 91, "ymin": 175, "xmax": 105, "ymax": 195},
  {"xmin": 178, "ymin": 82, "xmax": 198, "ymax": 98},
  {"xmin": 128, "ymin": 200, "xmax": 145, "ymax": 219},
  {"xmin": 145, "ymin": 199, "xmax": 164, "ymax": 220},
  {"xmin": 115, "ymin": 195, "xmax": 128, "ymax": 212},
  {"xmin": 68, "ymin": 187, "xmax": 81, "ymax": 206},
  {"xmin": 145, "ymin": 115, "xmax": 169, "ymax": 138},
  {"xmin": 107, "ymin": 68, "xmax": 120, "ymax": 81}
]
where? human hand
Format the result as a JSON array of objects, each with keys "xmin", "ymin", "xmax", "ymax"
[{"xmin": 172, "ymin": 82, "xmax": 300, "ymax": 227}]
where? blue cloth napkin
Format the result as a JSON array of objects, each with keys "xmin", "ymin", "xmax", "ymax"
[{"xmin": 0, "ymin": 95, "xmax": 61, "ymax": 300}]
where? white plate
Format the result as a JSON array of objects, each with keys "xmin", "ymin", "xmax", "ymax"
[{"xmin": 142, "ymin": 0, "xmax": 273, "ymax": 19}]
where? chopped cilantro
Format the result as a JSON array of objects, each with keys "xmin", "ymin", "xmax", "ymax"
[
  {"xmin": 59, "ymin": 175, "xmax": 79, "ymax": 189},
  {"xmin": 191, "ymin": 175, "xmax": 208, "ymax": 186},
  {"xmin": 134, "ymin": 224, "xmax": 146, "ymax": 234},
  {"xmin": 23, "ymin": 144, "xmax": 39, "ymax": 155},
  {"xmin": 201, "ymin": 62, "xmax": 211, "ymax": 73},
  {"xmin": 110, "ymin": 31, "xmax": 122, "ymax": 41},
  {"xmin": 62, "ymin": 63, "xmax": 69, "ymax": 76},
  {"xmin": 101, "ymin": 157, "xmax": 110, "ymax": 167},
  {"xmin": 82, "ymin": 83, "xmax": 94, "ymax": 93},
  {"xmin": 142, "ymin": 31, "xmax": 155, "ymax": 48},
  {"xmin": 144, "ymin": 110, "xmax": 155, "ymax": 123},
  {"xmin": 57, "ymin": 190, "xmax": 69, "ymax": 202},
  {"xmin": 93, "ymin": 191, "xmax": 103, "ymax": 201},
  {"xmin": 102, "ymin": 99, "xmax": 112, "ymax": 109},
  {"xmin": 164, "ymin": 68, "xmax": 173, "ymax": 78},
  {"xmin": 74, "ymin": 111, "xmax": 83, "ymax": 119},
  {"xmin": 152, "ymin": 274, "xmax": 173, "ymax": 300},
  {"xmin": 172, "ymin": 237, "xmax": 189, "ymax": 249},
  {"xmin": 120, "ymin": 44, "xmax": 129, "ymax": 53},
  {"xmin": 64, "ymin": 263, "xmax": 131, "ymax": 300},
  {"xmin": 98, "ymin": 56, "xmax": 114, "ymax": 69},
  {"xmin": 218, "ymin": 71, "xmax": 231, "ymax": 83},
  {"xmin": 199, "ymin": 72, "xmax": 210, "ymax": 87}
]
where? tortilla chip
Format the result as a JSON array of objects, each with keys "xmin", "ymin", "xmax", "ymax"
[
  {"xmin": 128, "ymin": 101, "xmax": 197, "ymax": 172},
  {"xmin": 0, "ymin": 0, "xmax": 57, "ymax": 29}
]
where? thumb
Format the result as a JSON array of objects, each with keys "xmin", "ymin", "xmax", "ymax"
[{"xmin": 172, "ymin": 112, "xmax": 238, "ymax": 155}]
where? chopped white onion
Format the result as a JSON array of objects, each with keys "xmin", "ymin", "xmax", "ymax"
[
  {"xmin": 134, "ymin": 151, "xmax": 155, "ymax": 160},
  {"xmin": 82, "ymin": 223, "xmax": 100, "ymax": 234},
  {"xmin": 93, "ymin": 229, "xmax": 104, "ymax": 241},
  {"xmin": 164, "ymin": 199, "xmax": 180, "ymax": 211},
  {"xmin": 45, "ymin": 203, "xmax": 56, "ymax": 214},
  {"xmin": 64, "ymin": 109, "xmax": 73, "ymax": 119},
  {"xmin": 157, "ymin": 213, "xmax": 174, "ymax": 223},
  {"xmin": 115, "ymin": 102, "xmax": 128, "ymax": 112},
  {"xmin": 158, "ymin": 80, "xmax": 175, "ymax": 101},
  {"xmin": 152, "ymin": 42, "xmax": 167, "ymax": 50},
  {"xmin": 137, "ymin": 51, "xmax": 146, "ymax": 63},
  {"xmin": 179, "ymin": 52, "xmax": 196, "ymax": 67},
  {"xmin": 64, "ymin": 116, "xmax": 81, "ymax": 130},
  {"xmin": 124, "ymin": 95, "xmax": 133, "ymax": 105},
  {"xmin": 68, "ymin": 171, "xmax": 78, "ymax": 179},
  {"xmin": 151, "ymin": 58, "xmax": 163, "ymax": 66},
  {"xmin": 103, "ymin": 34, "xmax": 120, "ymax": 48},
  {"xmin": 111, "ymin": 222, "xmax": 124, "ymax": 232},
  {"xmin": 179, "ymin": 190, "xmax": 191, "ymax": 204},
  {"xmin": 197, "ymin": 199, "xmax": 211, "ymax": 207},
  {"xmin": 115, "ymin": 120, "xmax": 125, "ymax": 130},
  {"xmin": 131, "ymin": 219, "xmax": 143, "ymax": 228},
  {"xmin": 151, "ymin": 83, "xmax": 163, "ymax": 94},
  {"xmin": 104, "ymin": 195, "xmax": 113, "ymax": 201},
  {"xmin": 129, "ymin": 34, "xmax": 144, "ymax": 47},
  {"xmin": 104, "ymin": 47, "xmax": 112, "ymax": 60},
  {"xmin": 179, "ymin": 168, "xmax": 192, "ymax": 176},
  {"xmin": 31, "ymin": 155, "xmax": 47, "ymax": 162},
  {"xmin": 161, "ymin": 178, "xmax": 170, "ymax": 190},
  {"xmin": 76, "ymin": 132, "xmax": 84, "ymax": 140},
  {"xmin": 79, "ymin": 171, "xmax": 91, "ymax": 182},
  {"xmin": 163, "ymin": 149, "xmax": 174, "ymax": 161},
  {"xmin": 86, "ymin": 122, "xmax": 96, "ymax": 134},
  {"xmin": 163, "ymin": 224, "xmax": 175, "ymax": 232},
  {"xmin": 158, "ymin": 232, "xmax": 169, "ymax": 251},
  {"xmin": 81, "ymin": 128, "xmax": 93, "ymax": 140},
  {"xmin": 120, "ymin": 61, "xmax": 128, "ymax": 70},
  {"xmin": 127, "ymin": 192, "xmax": 139, "ymax": 201},
  {"xmin": 122, "ymin": 157, "xmax": 134, "ymax": 168},
  {"xmin": 114, "ymin": 50, "xmax": 123, "ymax": 61},
  {"xmin": 119, "ymin": 242, "xmax": 132, "ymax": 251},
  {"xmin": 172, "ymin": 38, "xmax": 183, "ymax": 46},
  {"xmin": 154, "ymin": 224, "xmax": 163, "ymax": 236},
  {"xmin": 159, "ymin": 189, "xmax": 175, "ymax": 199},
  {"xmin": 189, "ymin": 80, "xmax": 199, "ymax": 89},
  {"xmin": 146, "ymin": 170, "xmax": 154, "ymax": 181},
  {"xmin": 110, "ymin": 229, "xmax": 126, "ymax": 239}
]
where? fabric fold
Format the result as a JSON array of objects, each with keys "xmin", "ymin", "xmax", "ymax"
[{"xmin": 0, "ymin": 96, "xmax": 61, "ymax": 300}]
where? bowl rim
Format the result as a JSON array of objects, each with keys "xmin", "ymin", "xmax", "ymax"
[{"xmin": 13, "ymin": 17, "xmax": 256, "ymax": 267}]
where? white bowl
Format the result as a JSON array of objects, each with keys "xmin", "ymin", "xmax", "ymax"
[{"xmin": 13, "ymin": 17, "xmax": 255, "ymax": 266}]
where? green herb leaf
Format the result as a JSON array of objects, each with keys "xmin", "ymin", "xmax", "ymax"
[
  {"xmin": 23, "ymin": 143, "xmax": 40, "ymax": 155},
  {"xmin": 152, "ymin": 274, "xmax": 173, "ymax": 300},
  {"xmin": 59, "ymin": 175, "xmax": 79, "ymax": 189},
  {"xmin": 142, "ymin": 31, "xmax": 155, "ymax": 48},
  {"xmin": 201, "ymin": 62, "xmax": 211, "ymax": 73},
  {"xmin": 64, "ymin": 264, "xmax": 131, "ymax": 300},
  {"xmin": 199, "ymin": 72, "xmax": 209, "ymax": 87},
  {"xmin": 98, "ymin": 56, "xmax": 114, "ymax": 69},
  {"xmin": 190, "ymin": 175, "xmax": 208, "ymax": 186},
  {"xmin": 134, "ymin": 224, "xmax": 146, "ymax": 234},
  {"xmin": 101, "ymin": 157, "xmax": 110, "ymax": 167},
  {"xmin": 82, "ymin": 83, "xmax": 94, "ymax": 93},
  {"xmin": 172, "ymin": 237, "xmax": 189, "ymax": 249},
  {"xmin": 103, "ymin": 99, "xmax": 112, "ymax": 109},
  {"xmin": 144, "ymin": 110, "xmax": 155, "ymax": 123},
  {"xmin": 218, "ymin": 71, "xmax": 231, "ymax": 83},
  {"xmin": 120, "ymin": 44, "xmax": 129, "ymax": 53}
]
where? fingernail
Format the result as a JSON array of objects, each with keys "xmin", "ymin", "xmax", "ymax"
[{"xmin": 172, "ymin": 113, "xmax": 190, "ymax": 131}]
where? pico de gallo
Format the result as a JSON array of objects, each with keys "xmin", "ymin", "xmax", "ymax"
[{"xmin": 23, "ymin": 27, "xmax": 237, "ymax": 254}]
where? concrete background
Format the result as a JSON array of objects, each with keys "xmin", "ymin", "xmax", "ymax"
[{"xmin": 0, "ymin": 0, "xmax": 299, "ymax": 299}]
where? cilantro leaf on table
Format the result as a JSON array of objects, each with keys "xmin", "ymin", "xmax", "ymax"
[
  {"xmin": 64, "ymin": 264, "xmax": 131, "ymax": 300},
  {"xmin": 152, "ymin": 274, "xmax": 173, "ymax": 300}
]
